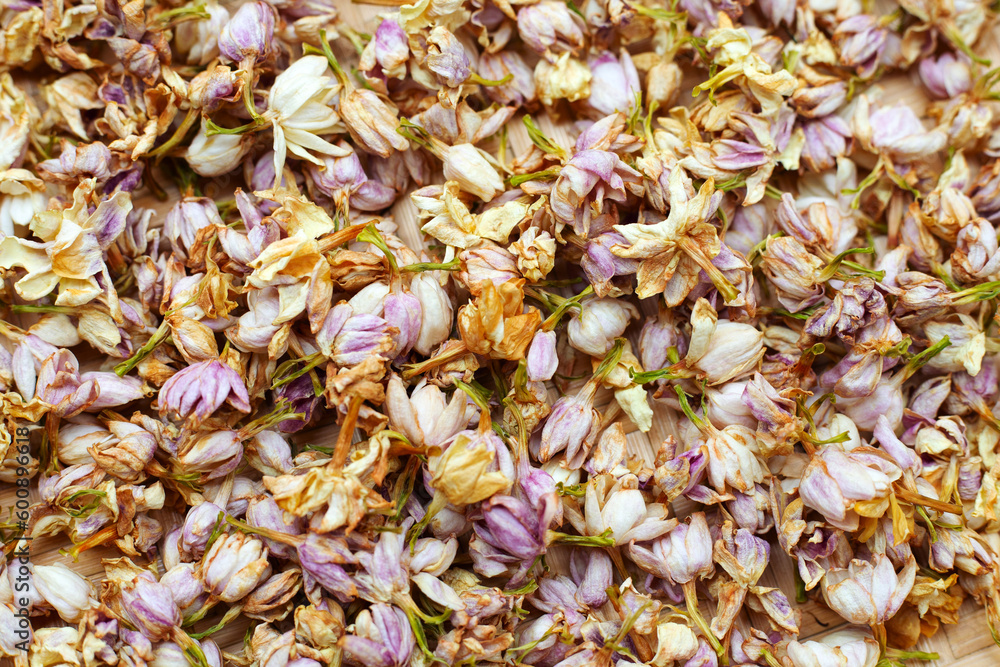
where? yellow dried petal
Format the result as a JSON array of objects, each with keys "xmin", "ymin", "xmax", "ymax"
[{"xmin": 430, "ymin": 437, "xmax": 510, "ymax": 506}]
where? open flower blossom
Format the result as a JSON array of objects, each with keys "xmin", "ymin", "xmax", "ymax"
[
  {"xmin": 612, "ymin": 168, "xmax": 734, "ymax": 305},
  {"xmin": 798, "ymin": 445, "xmax": 902, "ymax": 531},
  {"xmin": 263, "ymin": 55, "xmax": 349, "ymax": 185},
  {"xmin": 385, "ymin": 374, "xmax": 474, "ymax": 448},
  {"xmin": 692, "ymin": 14, "xmax": 796, "ymax": 114},
  {"xmin": 5, "ymin": 1, "xmax": 1000, "ymax": 664},
  {"xmin": 0, "ymin": 168, "xmax": 46, "ymax": 235},
  {"xmin": 0, "ymin": 180, "xmax": 130, "ymax": 306},
  {"xmin": 427, "ymin": 431, "xmax": 511, "ymax": 507},
  {"xmin": 567, "ymin": 473, "xmax": 675, "ymax": 546},
  {"xmin": 833, "ymin": 15, "xmax": 896, "ymax": 80}
]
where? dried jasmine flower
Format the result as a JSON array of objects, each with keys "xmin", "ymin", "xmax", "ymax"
[{"xmin": 4, "ymin": 1, "xmax": 1000, "ymax": 666}]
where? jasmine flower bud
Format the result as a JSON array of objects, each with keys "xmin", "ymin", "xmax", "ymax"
[{"xmin": 218, "ymin": 1, "xmax": 275, "ymax": 66}]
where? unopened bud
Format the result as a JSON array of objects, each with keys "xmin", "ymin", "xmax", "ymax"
[
  {"xmin": 201, "ymin": 531, "xmax": 272, "ymax": 603},
  {"xmin": 218, "ymin": 1, "xmax": 274, "ymax": 65}
]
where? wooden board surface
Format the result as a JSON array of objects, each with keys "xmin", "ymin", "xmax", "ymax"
[{"xmin": 4, "ymin": 1, "xmax": 1000, "ymax": 665}]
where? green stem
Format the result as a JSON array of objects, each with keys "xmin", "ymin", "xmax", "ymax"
[
  {"xmin": 114, "ymin": 318, "xmax": 171, "ymax": 376},
  {"xmin": 9, "ymin": 304, "xmax": 75, "ymax": 314},
  {"xmin": 522, "ymin": 116, "xmax": 567, "ymax": 160},
  {"xmin": 469, "ymin": 71, "xmax": 513, "ymax": 86},
  {"xmin": 356, "ymin": 223, "xmax": 399, "ymax": 274},
  {"xmin": 272, "ymin": 352, "xmax": 327, "ymax": 389},
  {"xmin": 390, "ymin": 457, "xmax": 419, "ymax": 522},
  {"xmin": 715, "ymin": 172, "xmax": 748, "ymax": 192},
  {"xmin": 188, "ymin": 603, "xmax": 243, "ymax": 639},
  {"xmin": 507, "ymin": 625, "xmax": 555, "ymax": 662},
  {"xmin": 684, "ymin": 581, "xmax": 728, "ymax": 664},
  {"xmin": 204, "ymin": 116, "xmax": 265, "ymax": 136},
  {"xmin": 408, "ymin": 492, "xmax": 447, "ymax": 550},
  {"xmin": 319, "ymin": 29, "xmax": 349, "ymax": 86},
  {"xmin": 844, "ymin": 157, "xmax": 885, "ymax": 209},
  {"xmin": 631, "ymin": 3, "xmax": 685, "ymax": 20},
  {"xmin": 805, "ymin": 430, "xmax": 851, "ymax": 446},
  {"xmin": 451, "ymin": 378, "xmax": 492, "ymax": 414},
  {"xmin": 642, "ymin": 98, "xmax": 658, "ymax": 141},
  {"xmin": 154, "ymin": 3, "xmax": 210, "ymax": 26},
  {"xmin": 401, "ymin": 342, "xmax": 469, "ymax": 380},
  {"xmin": 988, "ymin": 597, "xmax": 1000, "ymax": 647},
  {"xmin": 952, "ymin": 280, "xmax": 1000, "ymax": 304},
  {"xmin": 511, "ymin": 361, "xmax": 533, "ymax": 402},
  {"xmin": 931, "ymin": 262, "xmax": 961, "ymax": 292},
  {"xmin": 505, "ymin": 579, "xmax": 539, "ymax": 595},
  {"xmin": 546, "ymin": 529, "xmax": 615, "ymax": 547},
  {"xmin": 674, "ymin": 385, "xmax": 708, "ymax": 432},
  {"xmin": 629, "ymin": 366, "xmax": 682, "ymax": 385},
  {"xmin": 509, "ymin": 168, "xmax": 561, "ymax": 187},
  {"xmin": 678, "ymin": 237, "xmax": 739, "ymax": 303},
  {"xmin": 340, "ymin": 25, "xmax": 368, "ymax": 55},
  {"xmin": 224, "ymin": 515, "xmax": 303, "ymax": 546},
  {"xmin": 840, "ymin": 260, "xmax": 885, "ymax": 280},
  {"xmin": 916, "ymin": 505, "xmax": 938, "ymax": 543},
  {"xmin": 503, "ymin": 394, "xmax": 531, "ymax": 466},
  {"xmin": 202, "ymin": 512, "xmax": 227, "ymax": 555},
  {"xmin": 173, "ymin": 628, "xmax": 210, "ymax": 667},
  {"xmin": 944, "ymin": 27, "xmax": 991, "ymax": 66},
  {"xmin": 905, "ymin": 336, "xmax": 950, "ymax": 376},
  {"xmin": 241, "ymin": 69, "xmax": 261, "ymax": 120},
  {"xmin": 793, "ymin": 568, "xmax": 807, "ymax": 604},
  {"xmin": 396, "ymin": 118, "xmax": 436, "ymax": 154},
  {"xmin": 523, "ymin": 287, "xmax": 562, "ymax": 313},
  {"xmin": 237, "ymin": 401, "xmax": 307, "ymax": 439},
  {"xmin": 149, "ymin": 107, "xmax": 200, "ymax": 159},
  {"xmin": 541, "ymin": 286, "xmax": 593, "ymax": 331},
  {"xmin": 817, "ymin": 246, "xmax": 877, "ymax": 282},
  {"xmin": 746, "ymin": 232, "xmax": 784, "ymax": 265},
  {"xmin": 625, "ymin": 90, "xmax": 643, "ymax": 134},
  {"xmin": 401, "ymin": 258, "xmax": 461, "ymax": 272},
  {"xmin": 884, "ymin": 648, "xmax": 940, "ymax": 661},
  {"xmin": 759, "ymin": 648, "xmax": 782, "ymax": 667}
]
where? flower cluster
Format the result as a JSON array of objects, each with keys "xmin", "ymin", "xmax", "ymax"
[{"xmin": 1, "ymin": 0, "xmax": 999, "ymax": 666}]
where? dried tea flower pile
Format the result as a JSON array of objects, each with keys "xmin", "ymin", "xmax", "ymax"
[{"xmin": 2, "ymin": 0, "xmax": 1000, "ymax": 665}]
